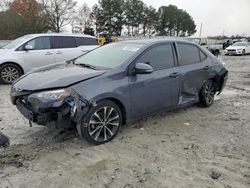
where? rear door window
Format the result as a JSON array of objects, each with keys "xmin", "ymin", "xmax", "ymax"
[
  {"xmin": 53, "ymin": 36, "xmax": 77, "ymax": 48},
  {"xmin": 177, "ymin": 43, "xmax": 202, "ymax": 65},
  {"xmin": 76, "ymin": 37, "xmax": 98, "ymax": 46},
  {"xmin": 136, "ymin": 44, "xmax": 175, "ymax": 70}
]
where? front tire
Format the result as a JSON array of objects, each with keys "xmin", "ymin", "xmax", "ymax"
[
  {"xmin": 242, "ymin": 49, "xmax": 245, "ymax": 56},
  {"xmin": 0, "ymin": 63, "xmax": 22, "ymax": 84},
  {"xmin": 199, "ymin": 80, "xmax": 215, "ymax": 107},
  {"xmin": 78, "ymin": 100, "xmax": 122, "ymax": 145}
]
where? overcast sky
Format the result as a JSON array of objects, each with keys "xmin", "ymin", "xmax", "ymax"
[{"xmin": 77, "ymin": 0, "xmax": 250, "ymax": 37}]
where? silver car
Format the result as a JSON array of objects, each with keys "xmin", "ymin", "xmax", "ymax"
[{"xmin": 0, "ymin": 33, "xmax": 99, "ymax": 84}]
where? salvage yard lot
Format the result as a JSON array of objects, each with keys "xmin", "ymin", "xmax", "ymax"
[{"xmin": 0, "ymin": 55, "xmax": 250, "ymax": 188}]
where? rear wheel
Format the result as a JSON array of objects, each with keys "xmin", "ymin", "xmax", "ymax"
[
  {"xmin": 78, "ymin": 100, "xmax": 122, "ymax": 145},
  {"xmin": 0, "ymin": 63, "xmax": 22, "ymax": 84},
  {"xmin": 199, "ymin": 80, "xmax": 215, "ymax": 107}
]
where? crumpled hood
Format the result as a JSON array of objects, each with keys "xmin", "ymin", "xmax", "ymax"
[
  {"xmin": 226, "ymin": 46, "xmax": 246, "ymax": 50},
  {"xmin": 13, "ymin": 63, "xmax": 105, "ymax": 91}
]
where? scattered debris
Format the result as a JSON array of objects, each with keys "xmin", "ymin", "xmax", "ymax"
[
  {"xmin": 210, "ymin": 169, "xmax": 221, "ymax": 180},
  {"xmin": 0, "ymin": 131, "xmax": 10, "ymax": 148},
  {"xmin": 184, "ymin": 122, "xmax": 190, "ymax": 126},
  {"xmin": 123, "ymin": 184, "xmax": 133, "ymax": 188},
  {"xmin": 138, "ymin": 176, "xmax": 147, "ymax": 183},
  {"xmin": 184, "ymin": 144, "xmax": 199, "ymax": 150},
  {"xmin": 75, "ymin": 153, "xmax": 80, "ymax": 156}
]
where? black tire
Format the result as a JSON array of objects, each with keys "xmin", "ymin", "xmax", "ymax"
[
  {"xmin": 78, "ymin": 100, "xmax": 122, "ymax": 145},
  {"xmin": 0, "ymin": 63, "xmax": 22, "ymax": 84},
  {"xmin": 214, "ymin": 50, "xmax": 220, "ymax": 57},
  {"xmin": 199, "ymin": 80, "xmax": 215, "ymax": 107},
  {"xmin": 242, "ymin": 49, "xmax": 245, "ymax": 56}
]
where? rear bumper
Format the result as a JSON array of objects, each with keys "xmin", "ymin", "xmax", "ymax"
[
  {"xmin": 224, "ymin": 50, "xmax": 243, "ymax": 55},
  {"xmin": 218, "ymin": 71, "xmax": 228, "ymax": 94}
]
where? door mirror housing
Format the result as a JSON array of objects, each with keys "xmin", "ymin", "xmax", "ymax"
[
  {"xmin": 24, "ymin": 45, "xmax": 34, "ymax": 51},
  {"xmin": 135, "ymin": 63, "xmax": 153, "ymax": 74}
]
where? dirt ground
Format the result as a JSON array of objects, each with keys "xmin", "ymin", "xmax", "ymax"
[{"xmin": 0, "ymin": 55, "xmax": 250, "ymax": 188}]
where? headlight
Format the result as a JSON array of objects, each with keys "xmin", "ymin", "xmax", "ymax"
[
  {"xmin": 237, "ymin": 49, "xmax": 243, "ymax": 51},
  {"xmin": 29, "ymin": 89, "xmax": 71, "ymax": 101}
]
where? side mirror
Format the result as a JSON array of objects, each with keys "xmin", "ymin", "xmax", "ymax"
[
  {"xmin": 135, "ymin": 63, "xmax": 153, "ymax": 74},
  {"xmin": 24, "ymin": 45, "xmax": 33, "ymax": 51}
]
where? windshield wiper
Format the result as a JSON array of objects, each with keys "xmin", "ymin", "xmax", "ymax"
[{"xmin": 75, "ymin": 63, "xmax": 97, "ymax": 70}]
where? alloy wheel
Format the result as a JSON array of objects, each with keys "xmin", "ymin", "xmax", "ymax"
[
  {"xmin": 1, "ymin": 66, "xmax": 20, "ymax": 83},
  {"xmin": 204, "ymin": 82, "xmax": 214, "ymax": 105},
  {"xmin": 88, "ymin": 106, "xmax": 120, "ymax": 142}
]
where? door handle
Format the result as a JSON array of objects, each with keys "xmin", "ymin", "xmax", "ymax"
[
  {"xmin": 56, "ymin": 51, "xmax": 63, "ymax": 55},
  {"xmin": 45, "ymin": 52, "xmax": 53, "ymax": 55},
  {"xmin": 169, "ymin": 72, "xmax": 180, "ymax": 78},
  {"xmin": 203, "ymin": 65, "xmax": 211, "ymax": 70}
]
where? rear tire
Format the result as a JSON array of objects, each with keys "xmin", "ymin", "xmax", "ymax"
[
  {"xmin": 0, "ymin": 63, "xmax": 22, "ymax": 84},
  {"xmin": 199, "ymin": 80, "xmax": 215, "ymax": 107},
  {"xmin": 78, "ymin": 100, "xmax": 122, "ymax": 145}
]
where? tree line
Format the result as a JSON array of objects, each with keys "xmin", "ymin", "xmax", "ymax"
[{"xmin": 0, "ymin": 0, "xmax": 197, "ymax": 40}]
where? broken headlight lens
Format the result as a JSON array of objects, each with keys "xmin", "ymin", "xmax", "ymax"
[{"xmin": 29, "ymin": 89, "xmax": 71, "ymax": 101}]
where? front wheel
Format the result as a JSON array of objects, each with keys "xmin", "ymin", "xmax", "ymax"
[
  {"xmin": 199, "ymin": 80, "xmax": 215, "ymax": 107},
  {"xmin": 0, "ymin": 63, "xmax": 22, "ymax": 84},
  {"xmin": 78, "ymin": 100, "xmax": 122, "ymax": 145},
  {"xmin": 242, "ymin": 49, "xmax": 245, "ymax": 56}
]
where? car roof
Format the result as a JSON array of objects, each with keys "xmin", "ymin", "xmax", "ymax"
[
  {"xmin": 120, "ymin": 38, "xmax": 197, "ymax": 46},
  {"xmin": 24, "ymin": 33, "xmax": 96, "ymax": 39}
]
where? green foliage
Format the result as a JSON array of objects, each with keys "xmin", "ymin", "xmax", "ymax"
[
  {"xmin": 84, "ymin": 27, "xmax": 95, "ymax": 36},
  {"xmin": 0, "ymin": 0, "xmax": 197, "ymax": 39},
  {"xmin": 157, "ymin": 5, "xmax": 196, "ymax": 37},
  {"xmin": 95, "ymin": 0, "xmax": 124, "ymax": 36},
  {"xmin": 124, "ymin": 0, "xmax": 144, "ymax": 35},
  {"xmin": 0, "ymin": 10, "xmax": 48, "ymax": 40}
]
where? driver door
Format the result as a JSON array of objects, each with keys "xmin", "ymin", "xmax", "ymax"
[
  {"xmin": 22, "ymin": 36, "xmax": 55, "ymax": 72},
  {"xmin": 129, "ymin": 43, "xmax": 181, "ymax": 118}
]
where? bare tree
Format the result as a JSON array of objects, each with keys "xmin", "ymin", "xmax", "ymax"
[
  {"xmin": 40, "ymin": 0, "xmax": 77, "ymax": 32},
  {"xmin": 71, "ymin": 3, "xmax": 95, "ymax": 34},
  {"xmin": 0, "ymin": 0, "xmax": 12, "ymax": 11}
]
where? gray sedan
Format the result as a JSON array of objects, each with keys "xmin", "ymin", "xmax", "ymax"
[{"xmin": 11, "ymin": 39, "xmax": 228, "ymax": 144}]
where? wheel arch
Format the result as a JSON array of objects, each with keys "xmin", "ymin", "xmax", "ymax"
[
  {"xmin": 0, "ymin": 62, "xmax": 24, "ymax": 75},
  {"xmin": 96, "ymin": 97, "xmax": 127, "ymax": 125}
]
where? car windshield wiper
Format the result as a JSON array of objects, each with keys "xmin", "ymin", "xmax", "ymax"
[{"xmin": 74, "ymin": 63, "xmax": 97, "ymax": 70}]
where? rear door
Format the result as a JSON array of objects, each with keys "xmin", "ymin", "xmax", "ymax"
[
  {"xmin": 21, "ymin": 36, "xmax": 54, "ymax": 72},
  {"xmin": 75, "ymin": 37, "xmax": 99, "ymax": 54},
  {"xmin": 176, "ymin": 42, "xmax": 211, "ymax": 105},
  {"xmin": 53, "ymin": 36, "xmax": 80, "ymax": 63},
  {"xmin": 129, "ymin": 43, "xmax": 181, "ymax": 118}
]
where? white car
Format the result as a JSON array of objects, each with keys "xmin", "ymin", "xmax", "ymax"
[
  {"xmin": 224, "ymin": 42, "xmax": 250, "ymax": 56},
  {"xmin": 0, "ymin": 33, "xmax": 99, "ymax": 84}
]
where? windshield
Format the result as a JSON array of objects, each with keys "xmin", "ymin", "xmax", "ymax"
[
  {"xmin": 1, "ymin": 35, "xmax": 34, "ymax": 49},
  {"xmin": 74, "ymin": 42, "xmax": 144, "ymax": 69},
  {"xmin": 232, "ymin": 42, "xmax": 247, "ymax": 47}
]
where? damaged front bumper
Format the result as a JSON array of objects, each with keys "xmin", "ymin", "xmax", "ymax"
[{"xmin": 12, "ymin": 89, "xmax": 95, "ymax": 129}]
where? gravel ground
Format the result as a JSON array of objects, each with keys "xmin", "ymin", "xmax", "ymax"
[{"xmin": 0, "ymin": 55, "xmax": 250, "ymax": 188}]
